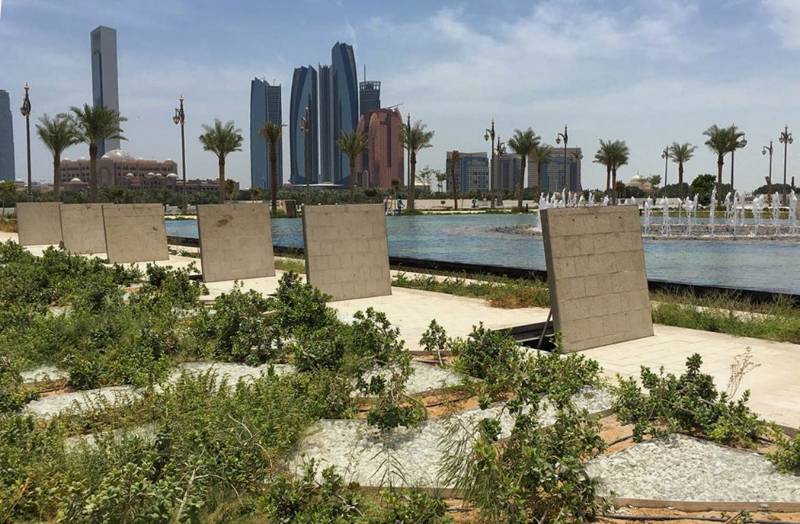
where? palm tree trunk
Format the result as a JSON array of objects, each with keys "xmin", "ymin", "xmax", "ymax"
[
  {"xmin": 717, "ymin": 155, "xmax": 724, "ymax": 202},
  {"xmin": 350, "ymin": 157, "xmax": 356, "ymax": 196},
  {"xmin": 612, "ymin": 167, "xmax": 618, "ymax": 203},
  {"xmin": 53, "ymin": 155, "xmax": 61, "ymax": 201},
  {"xmin": 269, "ymin": 145, "xmax": 278, "ymax": 215},
  {"xmin": 606, "ymin": 166, "xmax": 611, "ymax": 192},
  {"xmin": 678, "ymin": 162, "xmax": 684, "ymax": 197},
  {"xmin": 517, "ymin": 157, "xmax": 526, "ymax": 211},
  {"xmin": 730, "ymin": 149, "xmax": 735, "ymax": 195},
  {"xmin": 408, "ymin": 151, "xmax": 417, "ymax": 212},
  {"xmin": 451, "ymin": 162, "xmax": 458, "ymax": 210},
  {"xmin": 89, "ymin": 144, "xmax": 98, "ymax": 202},
  {"xmin": 218, "ymin": 157, "xmax": 226, "ymax": 203}
]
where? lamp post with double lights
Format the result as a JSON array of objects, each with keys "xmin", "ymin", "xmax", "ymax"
[
  {"xmin": 763, "ymin": 141, "xmax": 774, "ymax": 203},
  {"xmin": 484, "ymin": 120, "xmax": 497, "ymax": 205},
  {"xmin": 555, "ymin": 125, "xmax": 568, "ymax": 192},
  {"xmin": 299, "ymin": 106, "xmax": 312, "ymax": 203},
  {"xmin": 172, "ymin": 96, "xmax": 186, "ymax": 202},
  {"xmin": 20, "ymin": 83, "xmax": 32, "ymax": 199}
]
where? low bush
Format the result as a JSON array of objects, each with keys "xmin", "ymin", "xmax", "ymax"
[
  {"xmin": 613, "ymin": 353, "xmax": 764, "ymax": 446},
  {"xmin": 769, "ymin": 430, "xmax": 800, "ymax": 474},
  {"xmin": 451, "ymin": 323, "xmax": 522, "ymax": 404},
  {"xmin": 189, "ymin": 286, "xmax": 284, "ymax": 365},
  {"xmin": 269, "ymin": 272, "xmax": 338, "ymax": 337},
  {"xmin": 0, "ymin": 357, "xmax": 37, "ymax": 413}
]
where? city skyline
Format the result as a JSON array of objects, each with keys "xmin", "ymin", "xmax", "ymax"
[{"xmin": 2, "ymin": 0, "xmax": 800, "ymax": 191}]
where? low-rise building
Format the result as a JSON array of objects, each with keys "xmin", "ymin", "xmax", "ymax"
[{"xmin": 445, "ymin": 151, "xmax": 489, "ymax": 193}]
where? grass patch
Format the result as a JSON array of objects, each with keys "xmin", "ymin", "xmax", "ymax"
[
  {"xmin": 275, "ymin": 256, "xmax": 305, "ymax": 274},
  {"xmin": 0, "ymin": 218, "xmax": 15, "ymax": 233},
  {"xmin": 392, "ymin": 272, "xmax": 549, "ymax": 308}
]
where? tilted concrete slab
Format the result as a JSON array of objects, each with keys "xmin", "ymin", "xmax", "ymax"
[
  {"xmin": 197, "ymin": 203, "xmax": 275, "ymax": 282},
  {"xmin": 59, "ymin": 204, "xmax": 106, "ymax": 254},
  {"xmin": 541, "ymin": 205, "xmax": 653, "ymax": 352},
  {"xmin": 102, "ymin": 204, "xmax": 169, "ymax": 263},
  {"xmin": 302, "ymin": 204, "xmax": 391, "ymax": 301},
  {"xmin": 16, "ymin": 202, "xmax": 62, "ymax": 246}
]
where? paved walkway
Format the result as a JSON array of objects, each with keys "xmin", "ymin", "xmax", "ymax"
[{"xmin": 581, "ymin": 324, "xmax": 800, "ymax": 429}]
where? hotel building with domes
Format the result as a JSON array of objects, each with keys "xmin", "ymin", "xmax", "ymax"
[{"xmin": 57, "ymin": 149, "xmax": 236, "ymax": 194}]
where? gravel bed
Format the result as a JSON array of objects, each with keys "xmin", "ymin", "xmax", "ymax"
[
  {"xmin": 21, "ymin": 365, "xmax": 69, "ymax": 384},
  {"xmin": 293, "ymin": 387, "xmax": 613, "ymax": 488},
  {"xmin": 587, "ymin": 434, "xmax": 800, "ymax": 502},
  {"xmin": 357, "ymin": 361, "xmax": 462, "ymax": 398},
  {"xmin": 23, "ymin": 362, "xmax": 295, "ymax": 418}
]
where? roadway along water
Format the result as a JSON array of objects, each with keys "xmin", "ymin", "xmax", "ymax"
[{"xmin": 166, "ymin": 214, "xmax": 800, "ymax": 294}]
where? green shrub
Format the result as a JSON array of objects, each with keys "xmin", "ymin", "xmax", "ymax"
[
  {"xmin": 190, "ymin": 286, "xmax": 284, "ymax": 365},
  {"xmin": 371, "ymin": 490, "xmax": 451, "ymax": 523},
  {"xmin": 769, "ymin": 429, "xmax": 800, "ymax": 474},
  {"xmin": 0, "ymin": 358, "xmax": 37, "ymax": 413},
  {"xmin": 451, "ymin": 323, "xmax": 522, "ymax": 405},
  {"xmin": 269, "ymin": 272, "xmax": 337, "ymax": 336},
  {"xmin": 613, "ymin": 353, "xmax": 764, "ymax": 446}
]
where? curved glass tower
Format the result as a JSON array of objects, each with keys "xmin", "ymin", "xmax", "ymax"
[
  {"xmin": 0, "ymin": 90, "xmax": 14, "ymax": 182},
  {"xmin": 331, "ymin": 42, "xmax": 358, "ymax": 185},
  {"xmin": 290, "ymin": 66, "xmax": 318, "ymax": 185}
]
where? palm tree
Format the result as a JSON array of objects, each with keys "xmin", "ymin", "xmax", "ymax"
[
  {"xmin": 199, "ymin": 119, "xmax": 243, "ymax": 203},
  {"xmin": 608, "ymin": 140, "xmax": 629, "ymax": 190},
  {"xmin": 668, "ymin": 142, "xmax": 697, "ymax": 196},
  {"xmin": 507, "ymin": 128, "xmax": 540, "ymax": 210},
  {"xmin": 400, "ymin": 119, "xmax": 434, "ymax": 212},
  {"xmin": 703, "ymin": 124, "xmax": 732, "ymax": 197},
  {"xmin": 69, "ymin": 104, "xmax": 126, "ymax": 202},
  {"xmin": 530, "ymin": 143, "xmax": 553, "ymax": 193},
  {"xmin": 337, "ymin": 130, "xmax": 368, "ymax": 193},
  {"xmin": 259, "ymin": 122, "xmax": 282, "ymax": 214},
  {"xmin": 727, "ymin": 125, "xmax": 747, "ymax": 195},
  {"xmin": 36, "ymin": 114, "xmax": 80, "ymax": 200},
  {"xmin": 449, "ymin": 151, "xmax": 460, "ymax": 209},
  {"xmin": 594, "ymin": 140, "xmax": 614, "ymax": 191}
]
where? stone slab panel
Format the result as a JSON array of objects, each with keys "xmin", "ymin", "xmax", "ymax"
[
  {"xmin": 16, "ymin": 202, "xmax": 62, "ymax": 246},
  {"xmin": 59, "ymin": 204, "xmax": 106, "ymax": 254},
  {"xmin": 541, "ymin": 205, "xmax": 653, "ymax": 352},
  {"xmin": 102, "ymin": 204, "xmax": 168, "ymax": 263},
  {"xmin": 196, "ymin": 203, "xmax": 275, "ymax": 282},
  {"xmin": 302, "ymin": 204, "xmax": 391, "ymax": 301}
]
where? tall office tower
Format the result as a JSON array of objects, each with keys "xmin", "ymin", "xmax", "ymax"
[
  {"xmin": 529, "ymin": 146, "xmax": 582, "ymax": 192},
  {"xmin": 318, "ymin": 65, "xmax": 333, "ymax": 182},
  {"xmin": 359, "ymin": 78, "xmax": 381, "ymax": 116},
  {"xmin": 331, "ymin": 42, "xmax": 358, "ymax": 185},
  {"xmin": 446, "ymin": 151, "xmax": 490, "ymax": 193},
  {"xmin": 0, "ymin": 90, "xmax": 14, "ymax": 182},
  {"xmin": 90, "ymin": 26, "xmax": 121, "ymax": 156},
  {"xmin": 290, "ymin": 66, "xmax": 319, "ymax": 185},
  {"xmin": 250, "ymin": 78, "xmax": 283, "ymax": 190},
  {"xmin": 354, "ymin": 108, "xmax": 403, "ymax": 188},
  {"xmin": 495, "ymin": 153, "xmax": 522, "ymax": 192}
]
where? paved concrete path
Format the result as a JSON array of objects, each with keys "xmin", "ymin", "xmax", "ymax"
[{"xmin": 581, "ymin": 324, "xmax": 800, "ymax": 429}]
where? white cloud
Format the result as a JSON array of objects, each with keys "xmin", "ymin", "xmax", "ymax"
[{"xmin": 763, "ymin": 0, "xmax": 800, "ymax": 49}]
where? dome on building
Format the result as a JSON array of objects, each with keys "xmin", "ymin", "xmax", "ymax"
[
  {"xmin": 154, "ymin": 172, "xmax": 163, "ymax": 177},
  {"xmin": 126, "ymin": 172, "xmax": 134, "ymax": 177},
  {"xmin": 104, "ymin": 149, "xmax": 133, "ymax": 160},
  {"xmin": 166, "ymin": 173, "xmax": 178, "ymax": 178},
  {"xmin": 69, "ymin": 177, "xmax": 82, "ymax": 183}
]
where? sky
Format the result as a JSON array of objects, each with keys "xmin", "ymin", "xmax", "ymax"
[{"xmin": 2, "ymin": 0, "xmax": 800, "ymax": 191}]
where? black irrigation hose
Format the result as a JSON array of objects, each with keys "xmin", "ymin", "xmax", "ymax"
[{"xmin": 602, "ymin": 514, "xmax": 800, "ymax": 523}]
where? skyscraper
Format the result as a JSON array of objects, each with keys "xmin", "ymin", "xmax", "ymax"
[
  {"xmin": 529, "ymin": 147, "xmax": 582, "ymax": 192},
  {"xmin": 0, "ymin": 90, "xmax": 14, "ymax": 182},
  {"xmin": 318, "ymin": 65, "xmax": 333, "ymax": 183},
  {"xmin": 446, "ymin": 152, "xmax": 490, "ymax": 193},
  {"xmin": 359, "ymin": 80, "xmax": 381, "ymax": 116},
  {"xmin": 250, "ymin": 78, "xmax": 283, "ymax": 190},
  {"xmin": 355, "ymin": 108, "xmax": 403, "ymax": 188},
  {"xmin": 330, "ymin": 42, "xmax": 358, "ymax": 185},
  {"xmin": 290, "ymin": 66, "xmax": 318, "ymax": 185},
  {"xmin": 90, "ymin": 26, "xmax": 120, "ymax": 156},
  {"xmin": 495, "ymin": 153, "xmax": 522, "ymax": 192}
]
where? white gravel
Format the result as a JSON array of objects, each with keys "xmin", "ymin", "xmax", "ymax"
[
  {"xmin": 20, "ymin": 365, "xmax": 69, "ymax": 384},
  {"xmin": 293, "ymin": 387, "xmax": 613, "ymax": 488},
  {"xmin": 357, "ymin": 361, "xmax": 463, "ymax": 398},
  {"xmin": 23, "ymin": 362, "xmax": 295, "ymax": 419},
  {"xmin": 587, "ymin": 434, "xmax": 800, "ymax": 502}
]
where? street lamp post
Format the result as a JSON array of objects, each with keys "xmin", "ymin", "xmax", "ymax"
[
  {"xmin": 172, "ymin": 96, "xmax": 186, "ymax": 203},
  {"xmin": 484, "ymin": 119, "xmax": 496, "ymax": 206},
  {"xmin": 20, "ymin": 83, "xmax": 32, "ymax": 199},
  {"xmin": 763, "ymin": 141, "xmax": 774, "ymax": 203},
  {"xmin": 779, "ymin": 125, "xmax": 793, "ymax": 202},
  {"xmin": 555, "ymin": 125, "xmax": 568, "ymax": 193},
  {"xmin": 299, "ymin": 106, "xmax": 311, "ymax": 203},
  {"xmin": 661, "ymin": 146, "xmax": 669, "ymax": 196}
]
